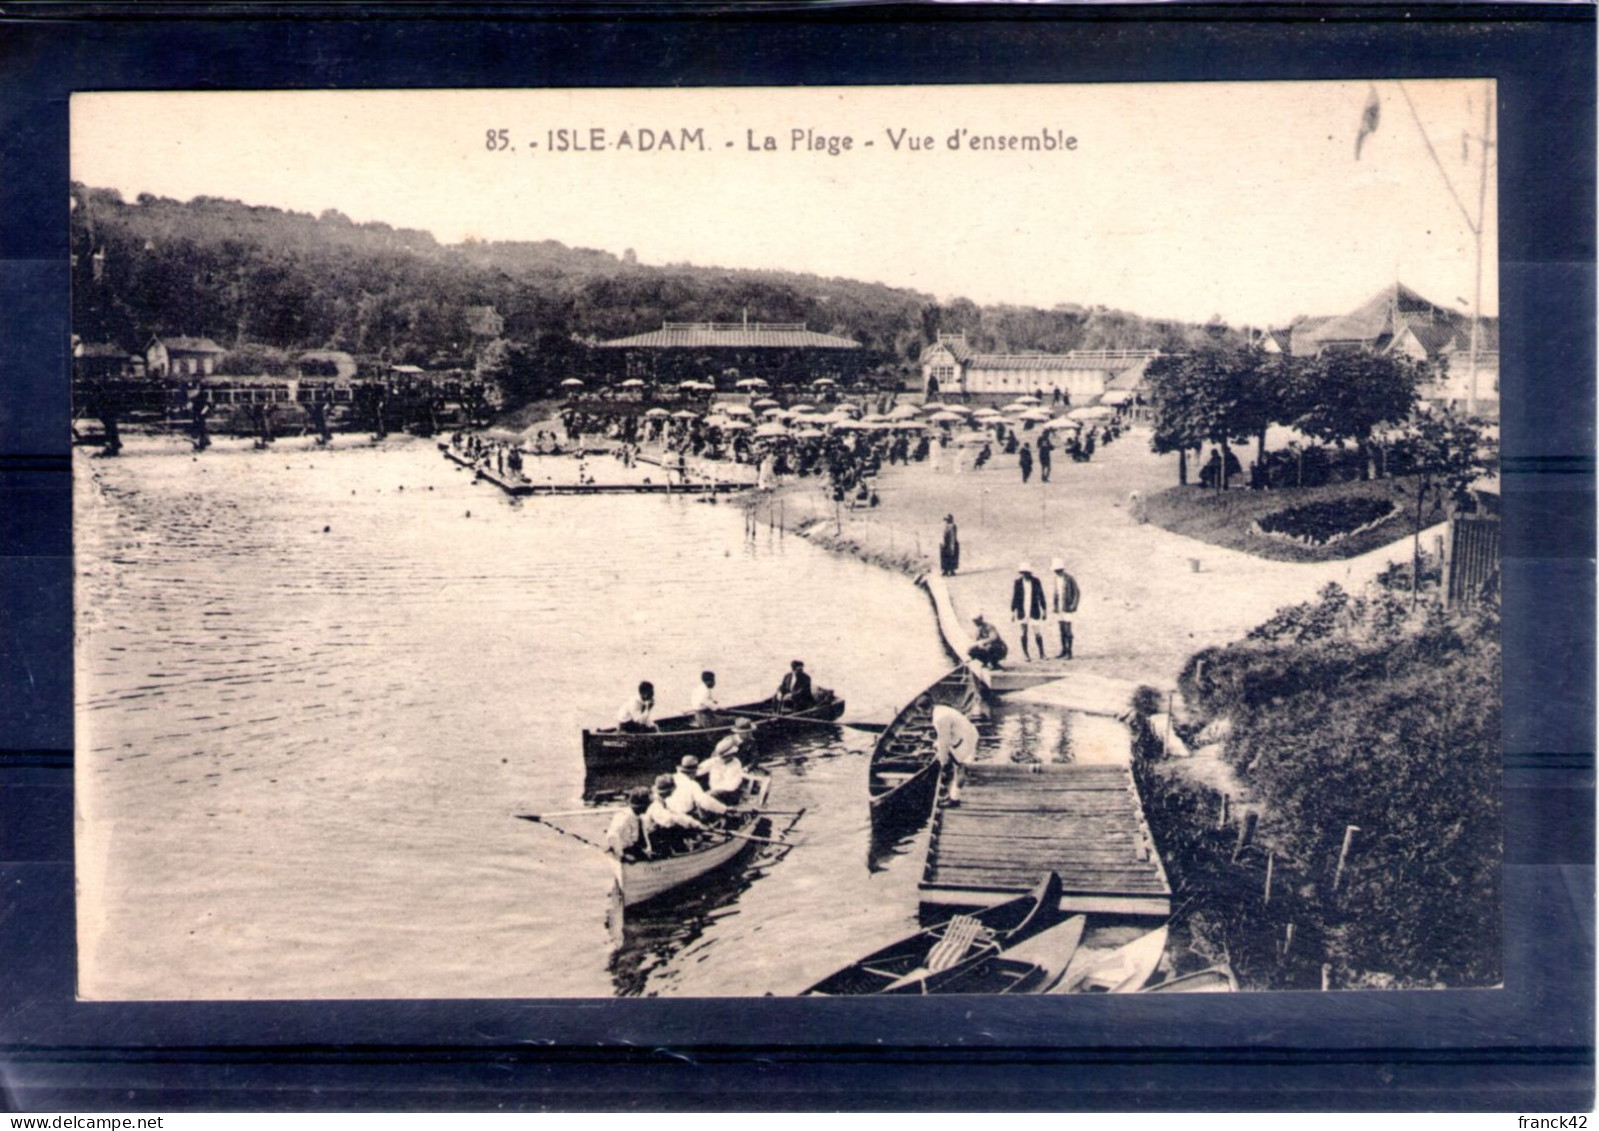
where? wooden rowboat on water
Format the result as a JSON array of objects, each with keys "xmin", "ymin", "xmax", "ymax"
[
  {"xmin": 909, "ymin": 913, "xmax": 1088, "ymax": 995},
  {"xmin": 868, "ymin": 665, "xmax": 984, "ymax": 839},
  {"xmin": 801, "ymin": 872, "xmax": 1062, "ymax": 995},
  {"xmin": 1141, "ymin": 965, "xmax": 1238, "ymax": 993},
  {"xmin": 616, "ymin": 775, "xmax": 773, "ymax": 908},
  {"xmin": 1054, "ymin": 924, "xmax": 1170, "ymax": 994},
  {"xmin": 583, "ymin": 694, "xmax": 846, "ymax": 793}
]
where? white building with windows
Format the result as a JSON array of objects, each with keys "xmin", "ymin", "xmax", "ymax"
[{"xmin": 918, "ymin": 333, "xmax": 1158, "ymax": 403}]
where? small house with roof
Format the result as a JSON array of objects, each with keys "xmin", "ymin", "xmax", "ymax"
[
  {"xmin": 73, "ymin": 341, "xmax": 145, "ymax": 381},
  {"xmin": 596, "ymin": 320, "xmax": 864, "ymax": 387},
  {"xmin": 146, "ymin": 335, "xmax": 227, "ymax": 378}
]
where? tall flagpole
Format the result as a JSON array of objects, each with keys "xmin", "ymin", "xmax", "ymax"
[{"xmin": 1467, "ymin": 81, "xmax": 1492, "ymax": 417}]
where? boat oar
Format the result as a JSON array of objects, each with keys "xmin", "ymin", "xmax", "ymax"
[
  {"xmin": 715, "ymin": 827, "xmax": 797, "ymax": 849},
  {"xmin": 518, "ymin": 807, "xmax": 624, "ymax": 821},
  {"xmin": 726, "ymin": 708, "xmax": 888, "ymax": 734},
  {"xmin": 518, "ymin": 814, "xmax": 612, "ymax": 855}
]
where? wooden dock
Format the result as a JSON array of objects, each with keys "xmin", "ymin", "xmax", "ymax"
[
  {"xmin": 441, "ymin": 446, "xmax": 750, "ymax": 496},
  {"xmin": 920, "ymin": 762, "xmax": 1171, "ymax": 919}
]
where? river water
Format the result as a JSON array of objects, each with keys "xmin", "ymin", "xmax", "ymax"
[{"xmin": 75, "ymin": 438, "xmax": 973, "ymax": 999}]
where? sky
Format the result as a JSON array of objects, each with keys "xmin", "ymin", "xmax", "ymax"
[{"xmin": 72, "ymin": 82, "xmax": 1498, "ymax": 328}]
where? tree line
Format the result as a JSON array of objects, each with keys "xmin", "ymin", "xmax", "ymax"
[{"xmin": 71, "ymin": 184, "xmax": 1232, "ymax": 407}]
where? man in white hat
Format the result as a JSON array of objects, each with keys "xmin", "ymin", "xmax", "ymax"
[
  {"xmin": 700, "ymin": 718, "xmax": 755, "ymax": 802},
  {"xmin": 1050, "ymin": 557, "xmax": 1081, "ymax": 659},
  {"xmin": 1010, "ymin": 562, "xmax": 1047, "ymax": 661},
  {"xmin": 668, "ymin": 755, "xmax": 729, "ymax": 820}
]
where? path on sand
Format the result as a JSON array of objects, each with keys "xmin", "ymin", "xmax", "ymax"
[{"xmin": 775, "ymin": 423, "xmax": 1442, "ymax": 690}]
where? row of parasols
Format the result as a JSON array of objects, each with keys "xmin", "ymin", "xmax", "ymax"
[
  {"xmin": 620, "ymin": 396, "xmax": 1119, "ymax": 441},
  {"xmin": 559, "ymin": 376, "xmax": 839, "ymax": 392}
]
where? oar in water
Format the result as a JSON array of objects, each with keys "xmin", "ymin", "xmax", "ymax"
[{"xmin": 715, "ymin": 827, "xmax": 797, "ymax": 849}]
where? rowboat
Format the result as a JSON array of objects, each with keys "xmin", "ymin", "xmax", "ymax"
[
  {"xmin": 617, "ymin": 775, "xmax": 773, "ymax": 908},
  {"xmin": 583, "ymin": 693, "xmax": 846, "ymax": 792},
  {"xmin": 801, "ymin": 872, "xmax": 1062, "ymax": 995},
  {"xmin": 1054, "ymin": 924, "xmax": 1170, "ymax": 993},
  {"xmin": 1142, "ymin": 965, "xmax": 1238, "ymax": 993},
  {"xmin": 908, "ymin": 914, "xmax": 1088, "ymax": 995},
  {"xmin": 868, "ymin": 665, "xmax": 984, "ymax": 838}
]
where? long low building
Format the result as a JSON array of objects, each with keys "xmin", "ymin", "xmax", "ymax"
[
  {"xmin": 919, "ymin": 333, "xmax": 1158, "ymax": 403},
  {"xmin": 596, "ymin": 320, "xmax": 865, "ymax": 386}
]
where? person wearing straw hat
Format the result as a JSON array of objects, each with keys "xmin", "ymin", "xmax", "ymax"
[
  {"xmin": 606, "ymin": 788, "xmax": 653, "ymax": 861},
  {"xmin": 669, "ymin": 755, "xmax": 728, "ymax": 820},
  {"xmin": 700, "ymin": 719, "xmax": 753, "ymax": 802},
  {"xmin": 1010, "ymin": 563, "xmax": 1047, "ymax": 661},
  {"xmin": 1050, "ymin": 557, "xmax": 1081, "ymax": 660},
  {"xmin": 644, "ymin": 775, "xmax": 709, "ymax": 854}
]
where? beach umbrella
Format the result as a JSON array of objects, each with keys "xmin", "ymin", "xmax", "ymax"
[
  {"xmin": 811, "ymin": 377, "xmax": 837, "ymax": 386},
  {"xmin": 887, "ymin": 404, "xmax": 921, "ymax": 420},
  {"xmin": 1067, "ymin": 405, "xmax": 1112, "ymax": 421},
  {"xmin": 862, "ymin": 413, "xmax": 890, "ymax": 424},
  {"xmin": 930, "ymin": 411, "xmax": 965, "ymax": 424},
  {"xmin": 831, "ymin": 419, "xmax": 866, "ymax": 430},
  {"xmin": 1021, "ymin": 409, "xmax": 1053, "ymax": 422},
  {"xmin": 954, "ymin": 431, "xmax": 991, "ymax": 446},
  {"xmin": 671, "ymin": 410, "xmax": 699, "ymax": 420},
  {"xmin": 722, "ymin": 403, "xmax": 755, "ymax": 416},
  {"xmin": 1003, "ymin": 402, "xmax": 1035, "ymax": 415},
  {"xmin": 559, "ymin": 377, "xmax": 584, "ymax": 388},
  {"xmin": 752, "ymin": 397, "xmax": 779, "ymax": 409},
  {"xmin": 892, "ymin": 421, "xmax": 928, "ymax": 430},
  {"xmin": 788, "ymin": 402, "xmax": 816, "ymax": 412},
  {"xmin": 1011, "ymin": 395, "xmax": 1042, "ymax": 406},
  {"xmin": 644, "ymin": 407, "xmax": 670, "ymax": 418},
  {"xmin": 918, "ymin": 402, "xmax": 949, "ymax": 414},
  {"xmin": 720, "ymin": 419, "xmax": 752, "ymax": 431},
  {"xmin": 736, "ymin": 377, "xmax": 769, "ymax": 389},
  {"xmin": 793, "ymin": 427, "xmax": 825, "ymax": 440},
  {"xmin": 762, "ymin": 406, "xmax": 788, "ymax": 417},
  {"xmin": 754, "ymin": 421, "xmax": 789, "ymax": 438}
]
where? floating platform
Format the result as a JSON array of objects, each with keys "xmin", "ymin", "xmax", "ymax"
[
  {"xmin": 920, "ymin": 762, "xmax": 1171, "ymax": 919},
  {"xmin": 441, "ymin": 446, "xmax": 750, "ymax": 496}
]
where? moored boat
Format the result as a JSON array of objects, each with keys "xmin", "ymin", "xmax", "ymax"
[
  {"xmin": 801, "ymin": 872, "xmax": 1062, "ymax": 995},
  {"xmin": 868, "ymin": 665, "xmax": 984, "ymax": 839},
  {"xmin": 583, "ymin": 693, "xmax": 845, "ymax": 793},
  {"xmin": 618, "ymin": 775, "xmax": 773, "ymax": 908},
  {"xmin": 1054, "ymin": 923, "xmax": 1170, "ymax": 994},
  {"xmin": 1142, "ymin": 965, "xmax": 1238, "ymax": 993}
]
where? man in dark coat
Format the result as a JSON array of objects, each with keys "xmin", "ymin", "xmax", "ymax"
[
  {"xmin": 1018, "ymin": 442, "xmax": 1034, "ymax": 484},
  {"xmin": 1050, "ymin": 557, "xmax": 1081, "ymax": 659},
  {"xmin": 939, "ymin": 514, "xmax": 961, "ymax": 576},
  {"xmin": 1037, "ymin": 433, "xmax": 1054, "ymax": 483},
  {"xmin": 776, "ymin": 660, "xmax": 815, "ymax": 711},
  {"xmin": 1009, "ymin": 563, "xmax": 1047, "ymax": 661}
]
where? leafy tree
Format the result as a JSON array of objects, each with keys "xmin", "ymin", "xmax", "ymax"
[
  {"xmin": 1289, "ymin": 352, "xmax": 1419, "ymax": 480},
  {"xmin": 1147, "ymin": 345, "xmax": 1279, "ymax": 489}
]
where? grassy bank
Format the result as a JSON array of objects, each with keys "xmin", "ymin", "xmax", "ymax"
[{"xmin": 1141, "ymin": 475, "xmax": 1447, "ymax": 563}]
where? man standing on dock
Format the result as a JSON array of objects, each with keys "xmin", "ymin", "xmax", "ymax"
[
  {"xmin": 939, "ymin": 514, "xmax": 961, "ymax": 577},
  {"xmin": 1010, "ymin": 563, "xmax": 1047, "ymax": 662},
  {"xmin": 1050, "ymin": 558, "xmax": 1081, "ymax": 660},
  {"xmin": 922, "ymin": 694, "xmax": 978, "ymax": 807}
]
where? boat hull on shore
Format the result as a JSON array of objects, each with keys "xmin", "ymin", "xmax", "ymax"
[
  {"xmin": 583, "ymin": 695, "xmax": 845, "ymax": 794},
  {"xmin": 868, "ymin": 665, "xmax": 984, "ymax": 840},
  {"xmin": 619, "ymin": 776, "xmax": 772, "ymax": 908}
]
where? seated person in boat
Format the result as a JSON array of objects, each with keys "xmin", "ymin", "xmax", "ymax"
[
  {"xmin": 669, "ymin": 755, "xmax": 729, "ymax": 819},
  {"xmin": 920, "ymin": 693, "xmax": 979, "ymax": 805},
  {"xmin": 699, "ymin": 720, "xmax": 753, "ymax": 802},
  {"xmin": 690, "ymin": 670, "xmax": 724, "ymax": 728},
  {"xmin": 644, "ymin": 774, "xmax": 709, "ymax": 854},
  {"xmin": 605, "ymin": 788, "xmax": 653, "ymax": 862},
  {"xmin": 775, "ymin": 660, "xmax": 815, "ymax": 712},
  {"xmin": 966, "ymin": 613, "xmax": 1009, "ymax": 669},
  {"xmin": 616, "ymin": 681, "xmax": 658, "ymax": 732}
]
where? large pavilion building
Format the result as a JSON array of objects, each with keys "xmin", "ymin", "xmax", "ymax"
[{"xmin": 595, "ymin": 321, "xmax": 865, "ymax": 387}]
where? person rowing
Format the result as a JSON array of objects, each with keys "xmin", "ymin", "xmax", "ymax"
[
  {"xmin": 605, "ymin": 787, "xmax": 653, "ymax": 861},
  {"xmin": 644, "ymin": 773, "xmax": 710, "ymax": 854},
  {"xmin": 690, "ymin": 670, "xmax": 725, "ymax": 728},
  {"xmin": 699, "ymin": 719, "xmax": 753, "ymax": 802},
  {"xmin": 669, "ymin": 755, "xmax": 729, "ymax": 820},
  {"xmin": 775, "ymin": 659, "xmax": 815, "ymax": 713}
]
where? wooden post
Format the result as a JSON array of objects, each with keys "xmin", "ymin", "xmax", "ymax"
[
  {"xmin": 1233, "ymin": 811, "xmax": 1258, "ymax": 862},
  {"xmin": 1217, "ymin": 792, "xmax": 1230, "ymax": 830},
  {"xmin": 1283, "ymin": 921, "xmax": 1295, "ymax": 957},
  {"xmin": 1321, "ymin": 963, "xmax": 1331, "ymax": 992},
  {"xmin": 1262, "ymin": 849, "xmax": 1274, "ymax": 905},
  {"xmin": 1163, "ymin": 692, "xmax": 1173, "ymax": 756},
  {"xmin": 1332, "ymin": 824, "xmax": 1361, "ymax": 892}
]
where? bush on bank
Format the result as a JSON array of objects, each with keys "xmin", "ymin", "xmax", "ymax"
[{"xmin": 1150, "ymin": 581, "xmax": 1501, "ymax": 988}]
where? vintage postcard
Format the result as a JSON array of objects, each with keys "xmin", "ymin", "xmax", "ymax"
[{"xmin": 71, "ymin": 84, "xmax": 1500, "ymax": 1000}]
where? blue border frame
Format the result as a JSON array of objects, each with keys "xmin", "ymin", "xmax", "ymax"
[{"xmin": 1, "ymin": 7, "xmax": 1592, "ymax": 1111}]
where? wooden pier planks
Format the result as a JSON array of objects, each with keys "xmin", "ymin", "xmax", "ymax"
[{"xmin": 921, "ymin": 762, "xmax": 1171, "ymax": 918}]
